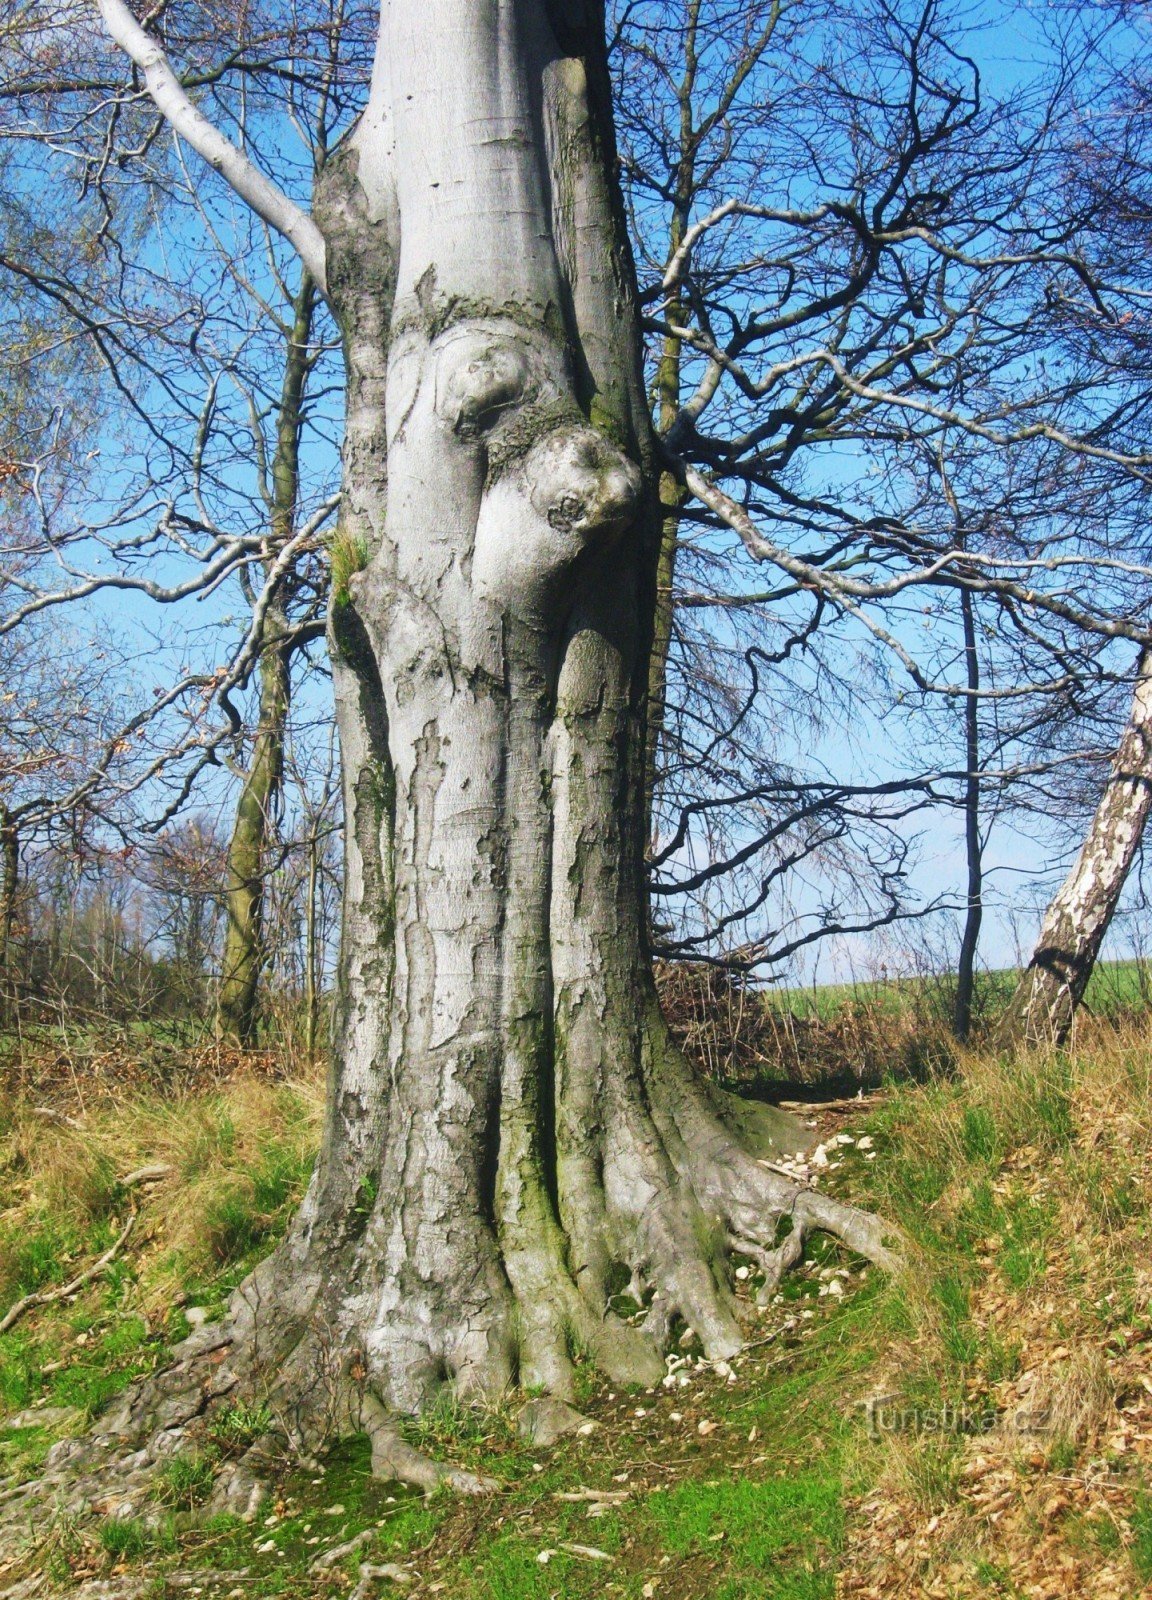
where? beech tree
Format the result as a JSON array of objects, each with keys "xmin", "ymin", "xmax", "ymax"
[
  {"xmin": 1, "ymin": 0, "xmax": 1140, "ymax": 1528},
  {"xmin": 65, "ymin": 0, "xmax": 902, "ymax": 1493}
]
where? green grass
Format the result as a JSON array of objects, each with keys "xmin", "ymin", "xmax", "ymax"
[
  {"xmin": 0, "ymin": 1297, "xmax": 166, "ymax": 1422},
  {"xmin": 8, "ymin": 1012, "xmax": 1152, "ymax": 1595},
  {"xmin": 156, "ymin": 1449, "xmax": 218, "ymax": 1510},
  {"xmin": 643, "ymin": 1471, "xmax": 841, "ymax": 1598},
  {"xmin": 2, "ymin": 1250, "xmax": 873, "ymax": 1598},
  {"xmin": 202, "ymin": 1137, "xmax": 312, "ymax": 1265},
  {"xmin": 167, "ymin": 1303, "xmax": 859, "ymax": 1600},
  {"xmin": 1132, "ymin": 1487, "xmax": 1152, "ymax": 1581},
  {"xmin": 769, "ymin": 957, "xmax": 1151, "ymax": 1023}
]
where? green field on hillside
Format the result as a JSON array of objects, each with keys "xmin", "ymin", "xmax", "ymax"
[{"xmin": 767, "ymin": 957, "xmax": 1151, "ymax": 1022}]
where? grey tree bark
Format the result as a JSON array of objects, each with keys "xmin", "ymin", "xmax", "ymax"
[
  {"xmin": 953, "ymin": 587, "xmax": 983, "ymax": 1042},
  {"xmin": 999, "ymin": 646, "xmax": 1152, "ymax": 1048},
  {"xmin": 86, "ymin": 0, "xmax": 898, "ymax": 1494},
  {"xmin": 217, "ymin": 277, "xmax": 316, "ymax": 1046}
]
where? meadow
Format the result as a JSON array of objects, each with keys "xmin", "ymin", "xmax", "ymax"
[{"xmin": 3, "ymin": 976, "xmax": 1152, "ymax": 1597}]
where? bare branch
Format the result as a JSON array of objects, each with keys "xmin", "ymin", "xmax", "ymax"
[{"xmin": 94, "ymin": 0, "xmax": 328, "ymax": 295}]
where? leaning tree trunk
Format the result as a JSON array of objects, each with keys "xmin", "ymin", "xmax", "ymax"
[
  {"xmin": 217, "ymin": 277, "xmax": 315, "ymax": 1045},
  {"xmin": 61, "ymin": 0, "xmax": 895, "ymax": 1509},
  {"xmin": 999, "ymin": 646, "xmax": 1152, "ymax": 1049}
]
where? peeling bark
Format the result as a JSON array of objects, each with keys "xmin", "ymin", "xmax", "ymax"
[
  {"xmin": 72, "ymin": 0, "xmax": 899, "ymax": 1501},
  {"xmin": 1000, "ymin": 647, "xmax": 1152, "ymax": 1048}
]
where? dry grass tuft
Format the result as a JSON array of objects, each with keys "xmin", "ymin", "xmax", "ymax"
[
  {"xmin": 837, "ymin": 1016, "xmax": 1152, "ymax": 1598},
  {"xmin": 0, "ymin": 1063, "xmax": 324, "ymax": 1328}
]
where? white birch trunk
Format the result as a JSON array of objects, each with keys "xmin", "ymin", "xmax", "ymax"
[{"xmin": 1001, "ymin": 647, "xmax": 1152, "ymax": 1048}]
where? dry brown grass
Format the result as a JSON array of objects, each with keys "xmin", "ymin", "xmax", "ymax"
[
  {"xmin": 836, "ymin": 1016, "xmax": 1152, "ymax": 1598},
  {"xmin": 0, "ymin": 1063, "xmax": 324, "ymax": 1325},
  {"xmin": 654, "ymin": 960, "xmax": 954, "ymax": 1088}
]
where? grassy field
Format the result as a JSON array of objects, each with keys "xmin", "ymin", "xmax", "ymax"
[
  {"xmin": 4, "ymin": 1017, "xmax": 1152, "ymax": 1596},
  {"xmin": 767, "ymin": 958, "xmax": 1152, "ymax": 1023}
]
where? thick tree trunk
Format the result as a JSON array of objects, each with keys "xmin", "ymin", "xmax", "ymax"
[
  {"xmin": 953, "ymin": 588, "xmax": 982, "ymax": 1042},
  {"xmin": 42, "ymin": 5, "xmax": 895, "ymax": 1514},
  {"xmin": 1000, "ymin": 646, "xmax": 1152, "ymax": 1048},
  {"xmin": 217, "ymin": 278, "xmax": 315, "ymax": 1045},
  {"xmin": 221, "ymin": 0, "xmax": 893, "ymax": 1450}
]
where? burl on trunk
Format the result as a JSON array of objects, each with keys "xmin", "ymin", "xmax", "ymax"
[{"xmin": 92, "ymin": 0, "xmax": 895, "ymax": 1497}]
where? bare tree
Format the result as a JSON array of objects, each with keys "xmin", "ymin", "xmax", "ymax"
[
  {"xmin": 76, "ymin": 0, "xmax": 898, "ymax": 1490},
  {"xmin": 2, "ymin": 2, "xmax": 1149, "ymax": 1531},
  {"xmin": 0, "ymin": 2, "xmax": 350, "ymax": 1042},
  {"xmin": 614, "ymin": 0, "xmax": 1152, "ymax": 986},
  {"xmin": 999, "ymin": 647, "xmax": 1152, "ymax": 1047},
  {"xmin": 216, "ymin": 274, "xmax": 324, "ymax": 1045}
]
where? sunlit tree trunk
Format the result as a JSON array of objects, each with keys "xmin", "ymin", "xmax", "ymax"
[
  {"xmin": 225, "ymin": 0, "xmax": 891, "ymax": 1456},
  {"xmin": 217, "ymin": 277, "xmax": 315, "ymax": 1045},
  {"xmin": 90, "ymin": 2, "xmax": 894, "ymax": 1493},
  {"xmin": 954, "ymin": 587, "xmax": 982, "ymax": 1041},
  {"xmin": 1000, "ymin": 647, "xmax": 1152, "ymax": 1048}
]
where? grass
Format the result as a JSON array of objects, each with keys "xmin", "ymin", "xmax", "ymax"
[
  {"xmin": 0, "ymin": 1073, "xmax": 321, "ymax": 1435},
  {"xmin": 6, "ymin": 1012, "xmax": 1152, "ymax": 1595},
  {"xmin": 156, "ymin": 1449, "xmax": 219, "ymax": 1510},
  {"xmin": 769, "ymin": 956, "xmax": 1152, "ymax": 1024}
]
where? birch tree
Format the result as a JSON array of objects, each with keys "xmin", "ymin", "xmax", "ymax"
[{"xmin": 999, "ymin": 648, "xmax": 1152, "ymax": 1048}]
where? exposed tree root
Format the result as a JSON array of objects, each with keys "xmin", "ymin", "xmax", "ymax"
[
  {"xmin": 361, "ymin": 1402, "xmax": 497, "ymax": 1496},
  {"xmin": 0, "ymin": 1070, "xmax": 900, "ymax": 1551}
]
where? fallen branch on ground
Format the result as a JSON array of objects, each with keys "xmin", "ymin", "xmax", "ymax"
[
  {"xmin": 31, "ymin": 1106, "xmax": 84, "ymax": 1130},
  {"xmin": 0, "ymin": 1209, "xmax": 137, "ymax": 1335},
  {"xmin": 119, "ymin": 1163, "xmax": 173, "ymax": 1187}
]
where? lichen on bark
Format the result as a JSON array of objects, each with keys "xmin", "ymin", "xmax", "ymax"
[{"xmin": 24, "ymin": 0, "xmax": 901, "ymax": 1523}]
